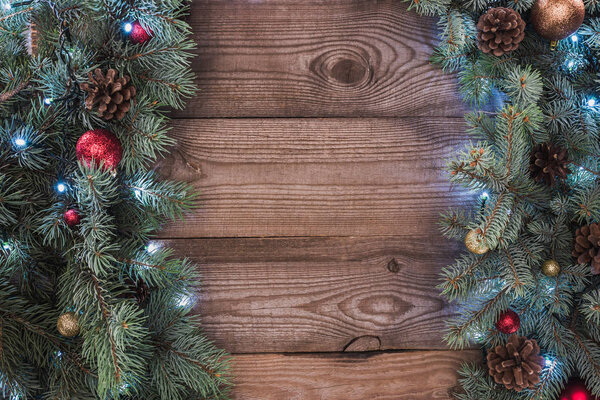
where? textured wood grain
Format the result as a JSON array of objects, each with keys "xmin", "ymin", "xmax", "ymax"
[
  {"xmin": 163, "ymin": 236, "xmax": 464, "ymax": 353},
  {"xmin": 230, "ymin": 351, "xmax": 481, "ymax": 400},
  {"xmin": 174, "ymin": 0, "xmax": 474, "ymax": 118},
  {"xmin": 157, "ymin": 118, "xmax": 474, "ymax": 238}
]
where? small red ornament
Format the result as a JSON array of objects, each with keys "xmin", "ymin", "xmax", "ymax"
[
  {"xmin": 64, "ymin": 209, "xmax": 81, "ymax": 227},
  {"xmin": 129, "ymin": 21, "xmax": 153, "ymax": 44},
  {"xmin": 495, "ymin": 309, "xmax": 520, "ymax": 334},
  {"xmin": 76, "ymin": 129, "xmax": 122, "ymax": 170},
  {"xmin": 559, "ymin": 378, "xmax": 599, "ymax": 400}
]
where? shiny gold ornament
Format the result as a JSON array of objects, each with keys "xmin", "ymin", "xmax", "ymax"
[
  {"xmin": 531, "ymin": 0, "xmax": 585, "ymax": 42},
  {"xmin": 541, "ymin": 259, "xmax": 561, "ymax": 277},
  {"xmin": 57, "ymin": 312, "xmax": 80, "ymax": 337},
  {"xmin": 465, "ymin": 229, "xmax": 489, "ymax": 255}
]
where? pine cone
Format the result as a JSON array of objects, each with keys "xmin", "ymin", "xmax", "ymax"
[
  {"xmin": 573, "ymin": 223, "xmax": 600, "ymax": 274},
  {"xmin": 477, "ymin": 8, "xmax": 526, "ymax": 56},
  {"xmin": 529, "ymin": 143, "xmax": 571, "ymax": 187},
  {"xmin": 487, "ymin": 335, "xmax": 544, "ymax": 392},
  {"xmin": 80, "ymin": 68, "xmax": 136, "ymax": 121},
  {"xmin": 119, "ymin": 278, "xmax": 150, "ymax": 306}
]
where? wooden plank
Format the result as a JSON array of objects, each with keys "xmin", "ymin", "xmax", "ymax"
[
  {"xmin": 175, "ymin": 0, "xmax": 476, "ymax": 118},
  {"xmin": 230, "ymin": 351, "xmax": 481, "ymax": 400},
  {"xmin": 157, "ymin": 118, "xmax": 474, "ymax": 238},
  {"xmin": 164, "ymin": 236, "xmax": 464, "ymax": 353}
]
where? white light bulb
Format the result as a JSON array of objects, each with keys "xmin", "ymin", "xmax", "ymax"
[
  {"xmin": 588, "ymin": 98, "xmax": 597, "ymax": 107},
  {"xmin": 124, "ymin": 23, "xmax": 133, "ymax": 33},
  {"xmin": 567, "ymin": 60, "xmax": 575, "ymax": 68},
  {"xmin": 134, "ymin": 189, "xmax": 142, "ymax": 199},
  {"xmin": 544, "ymin": 356, "xmax": 555, "ymax": 367},
  {"xmin": 147, "ymin": 242, "xmax": 159, "ymax": 254},
  {"xmin": 481, "ymin": 192, "xmax": 489, "ymax": 199},
  {"xmin": 2, "ymin": 242, "xmax": 10, "ymax": 250},
  {"xmin": 177, "ymin": 294, "xmax": 194, "ymax": 308},
  {"xmin": 571, "ymin": 34, "xmax": 578, "ymax": 42},
  {"xmin": 56, "ymin": 183, "xmax": 66, "ymax": 193},
  {"xmin": 14, "ymin": 138, "xmax": 26, "ymax": 147},
  {"xmin": 3, "ymin": 3, "xmax": 11, "ymax": 10},
  {"xmin": 43, "ymin": 97, "xmax": 53, "ymax": 105}
]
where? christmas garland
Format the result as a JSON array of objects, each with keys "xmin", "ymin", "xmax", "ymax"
[
  {"xmin": 0, "ymin": 1, "xmax": 230, "ymax": 399},
  {"xmin": 405, "ymin": 0, "xmax": 600, "ymax": 398}
]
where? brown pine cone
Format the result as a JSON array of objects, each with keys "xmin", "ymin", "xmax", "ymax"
[
  {"xmin": 80, "ymin": 68, "xmax": 136, "ymax": 121},
  {"xmin": 119, "ymin": 278, "xmax": 150, "ymax": 306},
  {"xmin": 573, "ymin": 223, "xmax": 600, "ymax": 274},
  {"xmin": 477, "ymin": 7, "xmax": 526, "ymax": 57},
  {"xmin": 487, "ymin": 335, "xmax": 544, "ymax": 392},
  {"xmin": 529, "ymin": 143, "xmax": 571, "ymax": 187}
]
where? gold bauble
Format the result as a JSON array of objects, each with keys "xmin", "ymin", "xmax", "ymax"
[
  {"xmin": 465, "ymin": 229, "xmax": 489, "ymax": 255},
  {"xmin": 57, "ymin": 312, "xmax": 80, "ymax": 337},
  {"xmin": 541, "ymin": 259, "xmax": 561, "ymax": 277},
  {"xmin": 531, "ymin": 0, "xmax": 585, "ymax": 41}
]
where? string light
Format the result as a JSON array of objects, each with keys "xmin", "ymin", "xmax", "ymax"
[
  {"xmin": 2, "ymin": 242, "xmax": 11, "ymax": 250},
  {"xmin": 123, "ymin": 22, "xmax": 133, "ymax": 33},
  {"xmin": 3, "ymin": 3, "xmax": 11, "ymax": 10},
  {"xmin": 43, "ymin": 97, "xmax": 53, "ymax": 105},
  {"xmin": 13, "ymin": 138, "xmax": 26, "ymax": 147},
  {"xmin": 134, "ymin": 189, "xmax": 142, "ymax": 199},
  {"xmin": 587, "ymin": 98, "xmax": 596, "ymax": 107},
  {"xmin": 571, "ymin": 34, "xmax": 579, "ymax": 43},
  {"xmin": 146, "ymin": 242, "xmax": 159, "ymax": 254},
  {"xmin": 544, "ymin": 356, "xmax": 556, "ymax": 367},
  {"xmin": 480, "ymin": 192, "xmax": 489, "ymax": 200},
  {"xmin": 177, "ymin": 293, "xmax": 194, "ymax": 308},
  {"xmin": 56, "ymin": 182, "xmax": 67, "ymax": 193}
]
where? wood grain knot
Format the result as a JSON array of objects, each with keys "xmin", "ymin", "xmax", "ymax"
[
  {"xmin": 310, "ymin": 48, "xmax": 372, "ymax": 88},
  {"xmin": 387, "ymin": 258, "xmax": 401, "ymax": 273}
]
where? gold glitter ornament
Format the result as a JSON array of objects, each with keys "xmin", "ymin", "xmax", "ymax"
[
  {"xmin": 57, "ymin": 312, "xmax": 80, "ymax": 337},
  {"xmin": 530, "ymin": 0, "xmax": 585, "ymax": 42},
  {"xmin": 465, "ymin": 229, "xmax": 489, "ymax": 255},
  {"xmin": 541, "ymin": 259, "xmax": 561, "ymax": 277}
]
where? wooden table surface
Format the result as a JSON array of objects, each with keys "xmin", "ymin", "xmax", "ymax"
[{"xmin": 161, "ymin": 1, "xmax": 482, "ymax": 398}]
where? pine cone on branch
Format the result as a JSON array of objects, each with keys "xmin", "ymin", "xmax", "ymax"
[
  {"xmin": 529, "ymin": 143, "xmax": 571, "ymax": 187},
  {"xmin": 573, "ymin": 223, "xmax": 600, "ymax": 274},
  {"xmin": 80, "ymin": 68, "xmax": 136, "ymax": 121},
  {"xmin": 487, "ymin": 335, "xmax": 544, "ymax": 392},
  {"xmin": 477, "ymin": 7, "xmax": 526, "ymax": 56},
  {"xmin": 118, "ymin": 278, "xmax": 150, "ymax": 306}
]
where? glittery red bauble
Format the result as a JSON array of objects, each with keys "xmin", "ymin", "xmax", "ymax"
[
  {"xmin": 495, "ymin": 309, "xmax": 520, "ymax": 334},
  {"xmin": 559, "ymin": 378, "xmax": 599, "ymax": 400},
  {"xmin": 76, "ymin": 129, "xmax": 122, "ymax": 170},
  {"xmin": 64, "ymin": 209, "xmax": 81, "ymax": 227},
  {"xmin": 129, "ymin": 21, "xmax": 153, "ymax": 44}
]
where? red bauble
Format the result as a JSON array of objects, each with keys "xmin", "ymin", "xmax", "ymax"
[
  {"xmin": 129, "ymin": 21, "xmax": 153, "ymax": 44},
  {"xmin": 76, "ymin": 129, "xmax": 122, "ymax": 170},
  {"xmin": 64, "ymin": 209, "xmax": 81, "ymax": 227},
  {"xmin": 495, "ymin": 309, "xmax": 520, "ymax": 334},
  {"xmin": 559, "ymin": 378, "xmax": 599, "ymax": 400}
]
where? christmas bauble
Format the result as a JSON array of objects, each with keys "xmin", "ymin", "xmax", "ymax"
[
  {"xmin": 129, "ymin": 21, "xmax": 153, "ymax": 44},
  {"xmin": 64, "ymin": 209, "xmax": 81, "ymax": 227},
  {"xmin": 541, "ymin": 259, "xmax": 561, "ymax": 277},
  {"xmin": 76, "ymin": 129, "xmax": 122, "ymax": 170},
  {"xmin": 530, "ymin": 0, "xmax": 585, "ymax": 41},
  {"xmin": 559, "ymin": 378, "xmax": 599, "ymax": 400},
  {"xmin": 57, "ymin": 312, "xmax": 80, "ymax": 337},
  {"xmin": 496, "ymin": 309, "xmax": 520, "ymax": 334},
  {"xmin": 465, "ymin": 229, "xmax": 489, "ymax": 255}
]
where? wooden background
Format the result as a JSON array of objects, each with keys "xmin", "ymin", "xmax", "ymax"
[{"xmin": 160, "ymin": 1, "xmax": 483, "ymax": 398}]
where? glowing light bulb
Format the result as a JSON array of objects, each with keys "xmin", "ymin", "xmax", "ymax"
[
  {"xmin": 588, "ymin": 98, "xmax": 596, "ymax": 107},
  {"xmin": 124, "ymin": 22, "xmax": 133, "ymax": 33},
  {"xmin": 134, "ymin": 189, "xmax": 142, "ymax": 199},
  {"xmin": 14, "ymin": 138, "xmax": 26, "ymax": 147},
  {"xmin": 146, "ymin": 242, "xmax": 159, "ymax": 254},
  {"xmin": 481, "ymin": 192, "xmax": 489, "ymax": 200},
  {"xmin": 177, "ymin": 294, "xmax": 194, "ymax": 308},
  {"xmin": 56, "ymin": 183, "xmax": 66, "ymax": 193},
  {"xmin": 3, "ymin": 3, "xmax": 11, "ymax": 10},
  {"xmin": 568, "ymin": 60, "xmax": 575, "ymax": 68},
  {"xmin": 43, "ymin": 97, "xmax": 53, "ymax": 105},
  {"xmin": 2, "ymin": 242, "xmax": 10, "ymax": 250},
  {"xmin": 544, "ymin": 356, "xmax": 555, "ymax": 367},
  {"xmin": 571, "ymin": 34, "xmax": 579, "ymax": 43}
]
